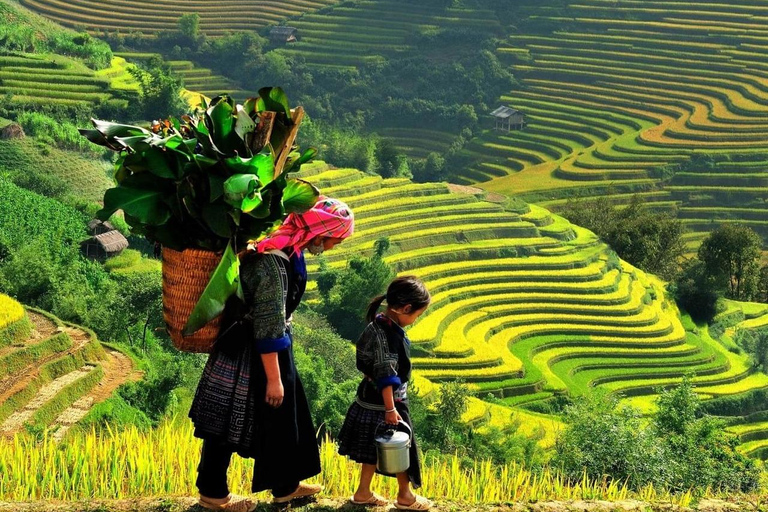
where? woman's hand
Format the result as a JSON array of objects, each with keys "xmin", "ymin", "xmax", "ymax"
[
  {"xmin": 265, "ymin": 378, "xmax": 284, "ymax": 408},
  {"xmin": 384, "ymin": 409, "xmax": 402, "ymax": 425}
]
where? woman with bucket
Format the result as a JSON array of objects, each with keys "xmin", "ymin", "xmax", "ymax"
[
  {"xmin": 337, "ymin": 276, "xmax": 433, "ymax": 511},
  {"xmin": 189, "ymin": 197, "xmax": 355, "ymax": 511}
]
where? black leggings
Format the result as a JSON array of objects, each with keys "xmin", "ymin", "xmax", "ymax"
[{"xmin": 196, "ymin": 438, "xmax": 299, "ymax": 499}]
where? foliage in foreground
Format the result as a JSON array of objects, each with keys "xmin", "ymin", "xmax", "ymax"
[
  {"xmin": 552, "ymin": 378, "xmax": 761, "ymax": 493},
  {"xmin": 0, "ymin": 420, "xmax": 696, "ymax": 507}
]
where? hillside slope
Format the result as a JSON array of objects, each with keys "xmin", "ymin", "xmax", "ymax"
[
  {"xmin": 298, "ymin": 161, "xmax": 768, "ymax": 455},
  {"xmin": 459, "ymin": 0, "xmax": 768, "ymax": 252},
  {"xmin": 0, "ymin": 294, "xmax": 143, "ymax": 442},
  {"xmin": 18, "ymin": 0, "xmax": 341, "ymax": 37}
]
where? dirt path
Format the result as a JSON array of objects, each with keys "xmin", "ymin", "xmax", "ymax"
[
  {"xmin": 0, "ymin": 497, "xmax": 757, "ymax": 512},
  {"xmin": 50, "ymin": 348, "xmax": 144, "ymax": 442}
]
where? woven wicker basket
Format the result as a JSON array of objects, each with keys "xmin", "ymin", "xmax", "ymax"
[{"xmin": 162, "ymin": 246, "xmax": 224, "ymax": 353}]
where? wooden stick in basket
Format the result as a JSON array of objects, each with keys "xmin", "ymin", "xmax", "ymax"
[{"xmin": 274, "ymin": 106, "xmax": 305, "ymax": 178}]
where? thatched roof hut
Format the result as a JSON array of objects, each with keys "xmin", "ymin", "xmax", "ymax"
[
  {"xmin": 87, "ymin": 219, "xmax": 116, "ymax": 235},
  {"xmin": 80, "ymin": 230, "xmax": 129, "ymax": 260},
  {"xmin": 269, "ymin": 26, "xmax": 299, "ymax": 43}
]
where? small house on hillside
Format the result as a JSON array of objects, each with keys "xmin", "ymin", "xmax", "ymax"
[
  {"xmin": 269, "ymin": 26, "xmax": 299, "ymax": 43},
  {"xmin": 87, "ymin": 219, "xmax": 116, "ymax": 236},
  {"xmin": 490, "ymin": 105, "xmax": 526, "ymax": 131},
  {"xmin": 80, "ymin": 230, "xmax": 129, "ymax": 260}
]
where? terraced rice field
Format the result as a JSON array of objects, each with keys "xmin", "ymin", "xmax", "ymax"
[
  {"xmin": 696, "ymin": 301, "xmax": 768, "ymax": 459},
  {"xmin": 0, "ymin": 53, "xmax": 139, "ymax": 112},
  {"xmin": 116, "ymin": 53, "xmax": 257, "ymax": 103},
  {"xmin": 298, "ymin": 162, "xmax": 768, "ymax": 453},
  {"xmin": 272, "ymin": 0, "xmax": 503, "ymax": 159},
  {"xmin": 18, "ymin": 0, "xmax": 338, "ymax": 37},
  {"xmin": 464, "ymin": 0, "xmax": 768, "ymax": 252},
  {"xmin": 0, "ymin": 295, "xmax": 142, "ymax": 442}
]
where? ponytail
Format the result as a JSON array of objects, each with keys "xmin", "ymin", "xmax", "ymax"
[
  {"xmin": 367, "ymin": 276, "xmax": 431, "ymax": 324},
  {"xmin": 366, "ymin": 294, "xmax": 386, "ymax": 323}
]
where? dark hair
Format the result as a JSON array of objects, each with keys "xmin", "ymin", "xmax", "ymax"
[{"xmin": 366, "ymin": 275, "xmax": 431, "ymax": 323}]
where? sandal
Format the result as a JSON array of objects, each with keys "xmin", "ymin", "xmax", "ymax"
[
  {"xmin": 272, "ymin": 482, "xmax": 323, "ymax": 504},
  {"xmin": 395, "ymin": 495, "xmax": 432, "ymax": 511},
  {"xmin": 198, "ymin": 493, "xmax": 257, "ymax": 512},
  {"xmin": 349, "ymin": 492, "xmax": 389, "ymax": 506}
]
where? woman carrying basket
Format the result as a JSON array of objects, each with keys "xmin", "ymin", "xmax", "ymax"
[{"xmin": 189, "ymin": 197, "xmax": 354, "ymax": 511}]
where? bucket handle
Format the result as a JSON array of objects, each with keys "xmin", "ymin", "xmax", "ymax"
[{"xmin": 375, "ymin": 419, "xmax": 412, "ymax": 444}]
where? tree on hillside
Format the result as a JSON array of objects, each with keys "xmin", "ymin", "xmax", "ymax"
[
  {"xmin": 317, "ymin": 237, "xmax": 396, "ymax": 340},
  {"xmin": 552, "ymin": 379, "xmax": 760, "ymax": 492},
  {"xmin": 733, "ymin": 328, "xmax": 768, "ymax": 374},
  {"xmin": 698, "ymin": 224, "xmax": 762, "ymax": 301},
  {"xmin": 670, "ymin": 259, "xmax": 724, "ymax": 321},
  {"xmin": 560, "ymin": 195, "xmax": 686, "ymax": 280},
  {"xmin": 654, "ymin": 376, "xmax": 760, "ymax": 492},
  {"xmin": 128, "ymin": 56, "xmax": 187, "ymax": 120}
]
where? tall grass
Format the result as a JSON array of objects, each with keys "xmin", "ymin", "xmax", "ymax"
[{"xmin": 0, "ymin": 419, "xmax": 696, "ymax": 506}]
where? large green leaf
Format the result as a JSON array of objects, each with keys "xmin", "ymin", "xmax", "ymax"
[
  {"xmin": 202, "ymin": 202, "xmax": 234, "ymax": 238},
  {"xmin": 143, "ymin": 148, "xmax": 176, "ymax": 179},
  {"xmin": 208, "ymin": 174, "xmax": 226, "ymax": 202},
  {"xmin": 282, "ymin": 178, "xmax": 320, "ymax": 214},
  {"xmin": 235, "ymin": 104, "xmax": 256, "ymax": 141},
  {"xmin": 183, "ymin": 241, "xmax": 242, "ymax": 336},
  {"xmin": 282, "ymin": 147, "xmax": 317, "ymax": 174},
  {"xmin": 206, "ymin": 96, "xmax": 236, "ymax": 154},
  {"xmin": 97, "ymin": 173, "xmax": 172, "ymax": 226},
  {"xmin": 223, "ymin": 151, "xmax": 274, "ymax": 183},
  {"xmin": 90, "ymin": 119, "xmax": 150, "ymax": 139},
  {"xmin": 223, "ymin": 174, "xmax": 263, "ymax": 213},
  {"xmin": 258, "ymin": 87, "xmax": 291, "ymax": 119}
]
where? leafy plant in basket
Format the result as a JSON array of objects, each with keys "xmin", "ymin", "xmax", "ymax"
[{"xmin": 80, "ymin": 87, "xmax": 320, "ymax": 351}]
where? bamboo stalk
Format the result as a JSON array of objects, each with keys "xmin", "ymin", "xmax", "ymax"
[{"xmin": 274, "ymin": 106, "xmax": 305, "ymax": 178}]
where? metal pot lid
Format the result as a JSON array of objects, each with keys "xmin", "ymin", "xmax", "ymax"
[{"xmin": 375, "ymin": 431, "xmax": 410, "ymax": 448}]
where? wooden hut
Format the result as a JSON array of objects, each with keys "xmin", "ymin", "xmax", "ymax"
[
  {"xmin": 80, "ymin": 230, "xmax": 129, "ymax": 260},
  {"xmin": 87, "ymin": 219, "xmax": 116, "ymax": 236},
  {"xmin": 269, "ymin": 26, "xmax": 299, "ymax": 43},
  {"xmin": 490, "ymin": 106, "xmax": 526, "ymax": 131}
]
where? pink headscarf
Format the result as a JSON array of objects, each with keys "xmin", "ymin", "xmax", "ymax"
[{"xmin": 255, "ymin": 196, "xmax": 354, "ymax": 254}]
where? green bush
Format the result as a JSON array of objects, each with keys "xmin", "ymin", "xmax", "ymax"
[{"xmin": 552, "ymin": 378, "xmax": 761, "ymax": 493}]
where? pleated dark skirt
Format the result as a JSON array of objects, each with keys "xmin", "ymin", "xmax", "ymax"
[
  {"xmin": 337, "ymin": 400, "xmax": 422, "ymax": 488},
  {"xmin": 188, "ymin": 326, "xmax": 321, "ymax": 492}
]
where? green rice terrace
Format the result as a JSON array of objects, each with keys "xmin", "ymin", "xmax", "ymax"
[
  {"xmin": 0, "ymin": 53, "xmax": 139, "ymax": 112},
  {"xmin": 17, "ymin": 0, "xmax": 338, "ymax": 37},
  {"xmin": 114, "ymin": 52, "xmax": 257, "ymax": 104},
  {"xmin": 460, "ymin": 0, "xmax": 768, "ymax": 253},
  {"xmin": 0, "ymin": 294, "xmax": 142, "ymax": 443},
  {"xmin": 17, "ymin": 0, "xmax": 768, "ymax": 254},
  {"xmin": 296, "ymin": 160, "xmax": 768, "ymax": 458}
]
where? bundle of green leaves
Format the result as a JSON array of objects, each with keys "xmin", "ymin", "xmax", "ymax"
[{"xmin": 80, "ymin": 87, "xmax": 320, "ymax": 335}]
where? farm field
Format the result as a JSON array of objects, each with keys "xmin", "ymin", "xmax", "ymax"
[
  {"xmin": 115, "ymin": 53, "xmax": 257, "ymax": 103},
  {"xmin": 458, "ymin": 0, "xmax": 768, "ymax": 253},
  {"xmin": 297, "ymin": 161, "xmax": 768, "ymax": 456},
  {"xmin": 0, "ymin": 294, "xmax": 142, "ymax": 444},
  {"xmin": 17, "ymin": 0, "xmax": 340, "ymax": 37},
  {"xmin": 0, "ymin": 53, "xmax": 139, "ymax": 113}
]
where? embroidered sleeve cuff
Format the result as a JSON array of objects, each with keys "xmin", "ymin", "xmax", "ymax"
[
  {"xmin": 376, "ymin": 375, "xmax": 402, "ymax": 391},
  {"xmin": 255, "ymin": 334, "xmax": 291, "ymax": 353}
]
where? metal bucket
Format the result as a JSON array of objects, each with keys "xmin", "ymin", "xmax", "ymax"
[{"xmin": 374, "ymin": 420, "xmax": 412, "ymax": 474}]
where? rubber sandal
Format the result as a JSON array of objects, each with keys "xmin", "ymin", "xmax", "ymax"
[
  {"xmin": 394, "ymin": 495, "xmax": 433, "ymax": 511},
  {"xmin": 198, "ymin": 493, "xmax": 257, "ymax": 512},
  {"xmin": 272, "ymin": 482, "xmax": 323, "ymax": 503},
  {"xmin": 349, "ymin": 492, "xmax": 389, "ymax": 506}
]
